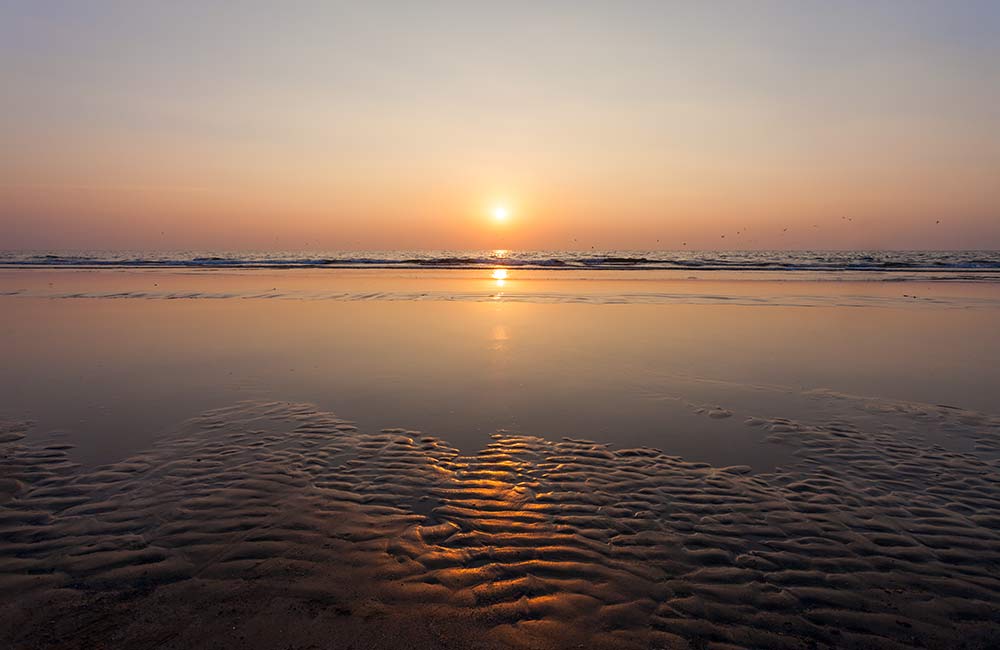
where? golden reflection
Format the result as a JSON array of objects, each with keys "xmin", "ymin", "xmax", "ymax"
[
  {"xmin": 492, "ymin": 268, "xmax": 508, "ymax": 281},
  {"xmin": 492, "ymin": 249, "xmax": 509, "ymax": 259}
]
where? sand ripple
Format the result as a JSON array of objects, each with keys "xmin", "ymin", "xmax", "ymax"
[
  {"xmin": 2, "ymin": 403, "xmax": 999, "ymax": 649},
  {"xmin": 8, "ymin": 287, "xmax": 1000, "ymax": 309}
]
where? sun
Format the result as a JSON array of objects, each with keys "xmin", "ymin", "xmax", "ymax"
[{"xmin": 492, "ymin": 205, "xmax": 510, "ymax": 222}]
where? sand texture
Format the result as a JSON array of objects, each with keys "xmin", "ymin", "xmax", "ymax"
[{"xmin": 2, "ymin": 401, "xmax": 1000, "ymax": 649}]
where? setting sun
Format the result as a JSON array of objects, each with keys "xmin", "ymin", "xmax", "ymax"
[{"xmin": 492, "ymin": 206, "xmax": 510, "ymax": 222}]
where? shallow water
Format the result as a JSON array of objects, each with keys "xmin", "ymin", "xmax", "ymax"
[
  {"xmin": 1, "ymin": 268, "xmax": 999, "ymax": 648},
  {"xmin": 2, "ymin": 269, "xmax": 998, "ymax": 466}
]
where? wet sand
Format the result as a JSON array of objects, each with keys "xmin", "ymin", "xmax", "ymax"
[{"xmin": 1, "ymin": 269, "xmax": 999, "ymax": 648}]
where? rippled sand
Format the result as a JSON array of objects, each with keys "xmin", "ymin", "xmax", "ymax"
[
  {"xmin": 4, "ymin": 267, "xmax": 1000, "ymax": 308},
  {"xmin": 3, "ymin": 399, "xmax": 999, "ymax": 649}
]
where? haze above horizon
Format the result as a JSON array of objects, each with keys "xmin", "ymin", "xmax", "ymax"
[{"xmin": 2, "ymin": 1, "xmax": 999, "ymax": 251}]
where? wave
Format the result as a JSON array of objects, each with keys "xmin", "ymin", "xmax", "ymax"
[
  {"xmin": 8, "ymin": 288, "xmax": 999, "ymax": 308},
  {"xmin": 3, "ymin": 250, "xmax": 1000, "ymax": 272}
]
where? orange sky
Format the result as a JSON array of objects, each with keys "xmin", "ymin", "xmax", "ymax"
[{"xmin": 2, "ymin": 2, "xmax": 998, "ymax": 250}]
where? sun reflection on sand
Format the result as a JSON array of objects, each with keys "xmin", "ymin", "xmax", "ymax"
[
  {"xmin": 492, "ymin": 268, "xmax": 508, "ymax": 288},
  {"xmin": 490, "ymin": 324, "xmax": 510, "ymax": 352}
]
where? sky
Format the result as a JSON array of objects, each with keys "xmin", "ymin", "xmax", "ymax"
[{"xmin": 2, "ymin": 0, "xmax": 999, "ymax": 251}]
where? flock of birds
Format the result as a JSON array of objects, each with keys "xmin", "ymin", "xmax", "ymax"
[
  {"xmin": 156, "ymin": 218, "xmax": 945, "ymax": 250},
  {"xmin": 585, "ymin": 218, "xmax": 947, "ymax": 250}
]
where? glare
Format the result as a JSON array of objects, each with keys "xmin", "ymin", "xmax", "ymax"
[
  {"xmin": 492, "ymin": 268, "xmax": 508, "ymax": 280},
  {"xmin": 492, "ymin": 206, "xmax": 510, "ymax": 222}
]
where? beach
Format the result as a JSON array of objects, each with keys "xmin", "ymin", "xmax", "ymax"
[
  {"xmin": 1, "ymin": 263, "xmax": 999, "ymax": 649},
  {"xmin": 5, "ymin": 0, "xmax": 999, "ymax": 646}
]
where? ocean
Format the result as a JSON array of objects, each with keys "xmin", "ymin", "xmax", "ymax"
[{"xmin": 3, "ymin": 249, "xmax": 1000, "ymax": 275}]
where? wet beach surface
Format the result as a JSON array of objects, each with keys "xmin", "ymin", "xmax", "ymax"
[
  {"xmin": 1, "ymin": 269, "xmax": 999, "ymax": 649},
  {"xmin": 2, "ymin": 400, "xmax": 999, "ymax": 649}
]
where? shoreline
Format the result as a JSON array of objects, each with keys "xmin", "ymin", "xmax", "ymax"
[{"xmin": 3, "ymin": 268, "xmax": 1000, "ymax": 309}]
